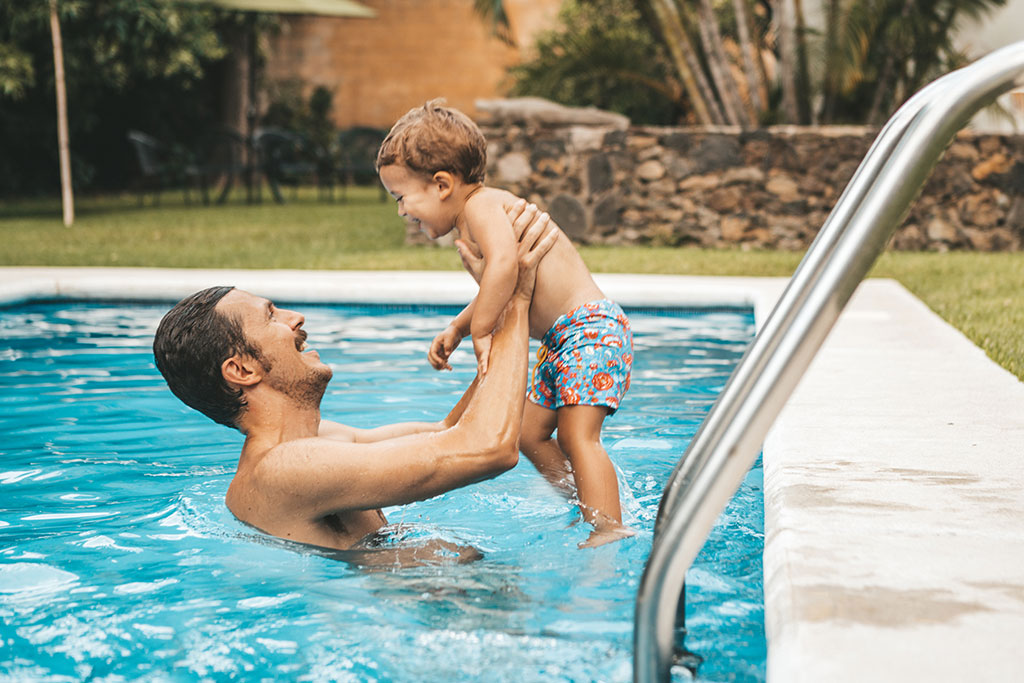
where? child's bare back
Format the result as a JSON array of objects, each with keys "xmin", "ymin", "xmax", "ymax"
[{"xmin": 461, "ymin": 188, "xmax": 605, "ymax": 340}]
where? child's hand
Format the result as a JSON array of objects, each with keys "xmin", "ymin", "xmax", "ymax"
[
  {"xmin": 428, "ymin": 326, "xmax": 462, "ymax": 371},
  {"xmin": 472, "ymin": 334, "xmax": 492, "ymax": 376}
]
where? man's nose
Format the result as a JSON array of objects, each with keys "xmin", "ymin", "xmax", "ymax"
[{"xmin": 282, "ymin": 308, "xmax": 304, "ymax": 328}]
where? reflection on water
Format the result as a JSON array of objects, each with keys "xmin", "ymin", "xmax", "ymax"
[{"xmin": 0, "ymin": 301, "xmax": 761, "ymax": 682}]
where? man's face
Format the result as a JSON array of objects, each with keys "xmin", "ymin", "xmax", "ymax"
[
  {"xmin": 379, "ymin": 164, "xmax": 456, "ymax": 239},
  {"xmin": 217, "ymin": 290, "xmax": 332, "ymax": 404}
]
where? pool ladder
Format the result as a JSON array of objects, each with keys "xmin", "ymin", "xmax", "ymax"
[{"xmin": 633, "ymin": 41, "xmax": 1024, "ymax": 683}]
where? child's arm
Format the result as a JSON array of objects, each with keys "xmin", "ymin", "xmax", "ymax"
[{"xmin": 463, "ymin": 197, "xmax": 518, "ymax": 374}]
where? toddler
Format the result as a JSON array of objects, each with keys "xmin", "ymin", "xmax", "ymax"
[{"xmin": 376, "ymin": 100, "xmax": 634, "ymax": 547}]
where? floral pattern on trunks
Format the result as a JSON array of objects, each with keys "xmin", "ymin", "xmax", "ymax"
[{"xmin": 530, "ymin": 299, "xmax": 633, "ymax": 413}]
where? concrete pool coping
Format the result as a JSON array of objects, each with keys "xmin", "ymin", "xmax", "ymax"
[{"xmin": 2, "ymin": 266, "xmax": 1022, "ymax": 681}]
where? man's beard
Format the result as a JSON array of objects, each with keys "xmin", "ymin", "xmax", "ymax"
[{"xmin": 265, "ymin": 361, "xmax": 333, "ymax": 409}]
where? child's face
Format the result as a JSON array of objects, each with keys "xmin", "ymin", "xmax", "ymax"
[{"xmin": 379, "ymin": 164, "xmax": 456, "ymax": 239}]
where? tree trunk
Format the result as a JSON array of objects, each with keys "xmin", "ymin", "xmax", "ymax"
[
  {"xmin": 49, "ymin": 0, "xmax": 73, "ymax": 227},
  {"xmin": 696, "ymin": 0, "xmax": 750, "ymax": 127},
  {"xmin": 646, "ymin": 0, "xmax": 724, "ymax": 125},
  {"xmin": 867, "ymin": 0, "xmax": 916, "ymax": 126},
  {"xmin": 819, "ymin": 0, "xmax": 842, "ymax": 123},
  {"xmin": 793, "ymin": 0, "xmax": 812, "ymax": 123},
  {"xmin": 219, "ymin": 24, "xmax": 249, "ymax": 135},
  {"xmin": 774, "ymin": 0, "xmax": 800, "ymax": 123},
  {"xmin": 732, "ymin": 0, "xmax": 767, "ymax": 119}
]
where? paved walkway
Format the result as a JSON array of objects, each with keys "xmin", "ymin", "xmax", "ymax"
[{"xmin": 2, "ymin": 267, "xmax": 1022, "ymax": 681}]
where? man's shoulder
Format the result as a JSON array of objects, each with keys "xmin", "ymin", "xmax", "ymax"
[{"xmin": 248, "ymin": 431, "xmax": 354, "ymax": 478}]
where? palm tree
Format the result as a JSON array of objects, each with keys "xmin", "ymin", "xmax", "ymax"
[
  {"xmin": 472, "ymin": 0, "xmax": 515, "ymax": 45},
  {"xmin": 646, "ymin": 0, "xmax": 726, "ymax": 125},
  {"xmin": 824, "ymin": 0, "xmax": 1008, "ymax": 125},
  {"xmin": 501, "ymin": 0, "xmax": 1008, "ymax": 128},
  {"xmin": 732, "ymin": 0, "xmax": 768, "ymax": 117},
  {"xmin": 774, "ymin": 0, "xmax": 801, "ymax": 123},
  {"xmin": 697, "ymin": 0, "xmax": 752, "ymax": 126}
]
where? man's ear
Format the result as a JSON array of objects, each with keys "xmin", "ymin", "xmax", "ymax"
[
  {"xmin": 222, "ymin": 355, "xmax": 262, "ymax": 388},
  {"xmin": 433, "ymin": 171, "xmax": 456, "ymax": 200}
]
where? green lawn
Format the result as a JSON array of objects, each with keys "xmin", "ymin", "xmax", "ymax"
[{"xmin": 2, "ymin": 188, "xmax": 1021, "ymax": 381}]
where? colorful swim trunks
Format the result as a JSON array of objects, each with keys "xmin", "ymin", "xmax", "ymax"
[{"xmin": 530, "ymin": 299, "xmax": 633, "ymax": 413}]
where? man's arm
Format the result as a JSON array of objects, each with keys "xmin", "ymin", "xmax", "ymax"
[
  {"xmin": 259, "ymin": 214, "xmax": 557, "ymax": 517},
  {"xmin": 317, "ymin": 377, "xmax": 480, "ymax": 443}
]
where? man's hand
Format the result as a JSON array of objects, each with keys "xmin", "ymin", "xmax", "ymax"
[
  {"xmin": 455, "ymin": 200, "xmax": 550, "ymax": 285},
  {"xmin": 513, "ymin": 206, "xmax": 558, "ymax": 302},
  {"xmin": 428, "ymin": 325, "xmax": 462, "ymax": 371}
]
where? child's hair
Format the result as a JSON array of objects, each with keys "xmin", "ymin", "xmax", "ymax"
[{"xmin": 376, "ymin": 99, "xmax": 487, "ymax": 184}]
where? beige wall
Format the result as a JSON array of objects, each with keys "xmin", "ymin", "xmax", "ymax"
[
  {"xmin": 953, "ymin": 1, "xmax": 1024, "ymax": 133},
  {"xmin": 264, "ymin": 0, "xmax": 561, "ymax": 130}
]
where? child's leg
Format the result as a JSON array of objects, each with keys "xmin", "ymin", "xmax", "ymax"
[
  {"xmin": 556, "ymin": 404, "xmax": 634, "ymax": 547},
  {"xmin": 520, "ymin": 400, "xmax": 574, "ymax": 495}
]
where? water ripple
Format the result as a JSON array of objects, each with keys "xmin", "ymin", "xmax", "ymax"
[{"xmin": 0, "ymin": 301, "xmax": 762, "ymax": 682}]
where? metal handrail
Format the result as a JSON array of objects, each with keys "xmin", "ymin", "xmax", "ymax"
[
  {"xmin": 634, "ymin": 41, "xmax": 1024, "ymax": 683},
  {"xmin": 653, "ymin": 69, "xmax": 953, "ymax": 535}
]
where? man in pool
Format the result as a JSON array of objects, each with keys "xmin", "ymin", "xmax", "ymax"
[{"xmin": 152, "ymin": 205, "xmax": 557, "ymax": 564}]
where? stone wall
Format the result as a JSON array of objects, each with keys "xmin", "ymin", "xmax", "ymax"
[{"xmin": 460, "ymin": 112, "xmax": 1024, "ymax": 251}]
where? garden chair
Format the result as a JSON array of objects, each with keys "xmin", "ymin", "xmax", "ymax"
[
  {"xmin": 127, "ymin": 129, "xmax": 213, "ymax": 206},
  {"xmin": 189, "ymin": 127, "xmax": 248, "ymax": 205},
  {"xmin": 127, "ymin": 130, "xmax": 177, "ymax": 205},
  {"xmin": 256, "ymin": 127, "xmax": 328, "ymax": 203},
  {"xmin": 335, "ymin": 126, "xmax": 388, "ymax": 202}
]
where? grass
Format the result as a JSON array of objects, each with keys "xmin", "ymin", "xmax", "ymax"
[{"xmin": 2, "ymin": 187, "xmax": 1022, "ymax": 381}]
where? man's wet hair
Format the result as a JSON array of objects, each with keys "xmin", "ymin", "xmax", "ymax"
[{"xmin": 153, "ymin": 286, "xmax": 263, "ymax": 430}]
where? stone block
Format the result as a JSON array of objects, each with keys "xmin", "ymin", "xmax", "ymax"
[
  {"xmin": 947, "ymin": 142, "xmax": 980, "ymax": 161},
  {"xmin": 588, "ymin": 155, "xmax": 614, "ymax": 194},
  {"xmin": 667, "ymin": 155, "xmax": 698, "ymax": 178},
  {"xmin": 535, "ymin": 157, "xmax": 567, "ymax": 177},
  {"xmin": 971, "ymin": 153, "xmax": 1013, "ymax": 181},
  {"xmin": 593, "ymin": 195, "xmax": 620, "ymax": 227},
  {"xmin": 766, "ymin": 174, "xmax": 800, "ymax": 202},
  {"xmin": 720, "ymin": 216, "xmax": 749, "ymax": 241},
  {"xmin": 637, "ymin": 159, "xmax": 667, "ymax": 181},
  {"xmin": 678, "ymin": 174, "xmax": 719, "ymax": 192},
  {"xmin": 962, "ymin": 227, "xmax": 995, "ymax": 251},
  {"xmin": 549, "ymin": 194, "xmax": 588, "ymax": 240},
  {"xmin": 628, "ymin": 135, "xmax": 659, "ymax": 149},
  {"xmin": 926, "ymin": 216, "xmax": 958, "ymax": 243},
  {"xmin": 496, "ymin": 152, "xmax": 532, "ymax": 184},
  {"xmin": 475, "ymin": 97, "xmax": 630, "ymax": 129},
  {"xmin": 693, "ymin": 135, "xmax": 742, "ymax": 172},
  {"xmin": 721, "ymin": 166, "xmax": 766, "ymax": 185},
  {"xmin": 708, "ymin": 187, "xmax": 743, "ymax": 213},
  {"xmin": 569, "ymin": 126, "xmax": 608, "ymax": 152}
]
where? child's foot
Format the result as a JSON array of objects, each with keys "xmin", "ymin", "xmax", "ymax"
[{"xmin": 579, "ymin": 524, "xmax": 636, "ymax": 549}]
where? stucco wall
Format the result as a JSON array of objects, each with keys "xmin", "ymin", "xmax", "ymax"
[{"xmin": 263, "ymin": 0, "xmax": 560, "ymax": 129}]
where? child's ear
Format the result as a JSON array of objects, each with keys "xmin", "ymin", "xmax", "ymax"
[
  {"xmin": 222, "ymin": 355, "xmax": 262, "ymax": 388},
  {"xmin": 433, "ymin": 171, "xmax": 456, "ymax": 200}
]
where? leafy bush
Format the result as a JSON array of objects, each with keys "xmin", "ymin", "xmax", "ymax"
[{"xmin": 507, "ymin": 0, "xmax": 686, "ymax": 125}]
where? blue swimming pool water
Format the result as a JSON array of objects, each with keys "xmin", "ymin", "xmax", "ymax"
[{"xmin": 0, "ymin": 300, "xmax": 762, "ymax": 682}]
